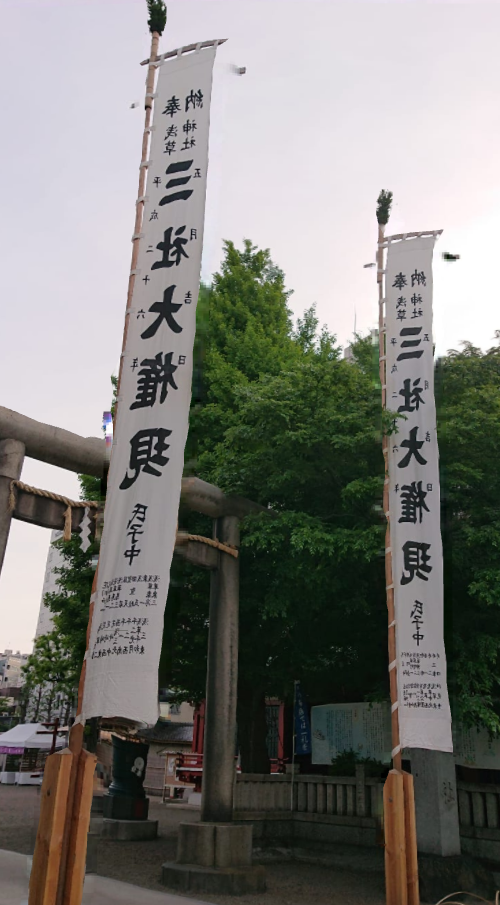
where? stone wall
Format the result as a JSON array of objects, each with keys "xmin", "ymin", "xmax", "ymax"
[
  {"xmin": 234, "ymin": 769, "xmax": 384, "ymax": 849},
  {"xmin": 458, "ymin": 779, "xmax": 500, "ymax": 864}
]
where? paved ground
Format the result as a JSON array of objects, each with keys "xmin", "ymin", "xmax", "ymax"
[
  {"xmin": 0, "ymin": 784, "xmax": 390, "ymax": 905},
  {"xmin": 1, "ymin": 849, "xmax": 215, "ymax": 905}
]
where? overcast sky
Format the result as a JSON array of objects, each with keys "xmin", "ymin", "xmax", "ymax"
[{"xmin": 1, "ymin": 0, "xmax": 500, "ymax": 653}]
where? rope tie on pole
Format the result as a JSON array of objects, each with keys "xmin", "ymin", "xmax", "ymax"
[
  {"xmin": 8, "ymin": 480, "xmax": 99, "ymax": 541},
  {"xmin": 178, "ymin": 533, "xmax": 239, "ymax": 558}
]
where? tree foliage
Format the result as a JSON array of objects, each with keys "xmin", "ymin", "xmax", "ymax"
[
  {"xmin": 376, "ymin": 190, "xmax": 393, "ymax": 226},
  {"xmin": 21, "ymin": 632, "xmax": 75, "ymax": 722},
  {"xmin": 436, "ymin": 335, "xmax": 500, "ymax": 733},
  {"xmin": 146, "ymin": 0, "xmax": 167, "ymax": 35},
  {"xmin": 39, "ymin": 236, "xmax": 500, "ymax": 762},
  {"xmin": 165, "ymin": 241, "xmax": 389, "ymax": 768}
]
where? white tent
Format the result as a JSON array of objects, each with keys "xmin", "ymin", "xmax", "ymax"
[{"xmin": 0, "ymin": 723, "xmax": 66, "ymax": 752}]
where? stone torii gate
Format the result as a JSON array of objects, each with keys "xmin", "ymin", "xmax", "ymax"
[{"xmin": 0, "ymin": 405, "xmax": 268, "ymax": 893}]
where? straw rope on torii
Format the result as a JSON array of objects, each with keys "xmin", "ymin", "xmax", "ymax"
[
  {"xmin": 8, "ymin": 479, "xmax": 99, "ymax": 541},
  {"xmin": 7, "ymin": 479, "xmax": 239, "ymax": 557}
]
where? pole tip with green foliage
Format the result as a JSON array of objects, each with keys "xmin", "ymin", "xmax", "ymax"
[
  {"xmin": 147, "ymin": 0, "xmax": 167, "ymax": 35},
  {"xmin": 376, "ymin": 190, "xmax": 393, "ymax": 226}
]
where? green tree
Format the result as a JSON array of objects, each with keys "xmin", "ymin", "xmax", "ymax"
[
  {"xmin": 165, "ymin": 242, "xmax": 389, "ymax": 769},
  {"xmin": 22, "ymin": 632, "xmax": 75, "ymax": 722},
  {"xmin": 42, "ymin": 236, "xmax": 500, "ymax": 765},
  {"xmin": 45, "ymin": 380, "xmax": 114, "ymax": 677},
  {"xmin": 436, "ymin": 335, "xmax": 500, "ymax": 733}
]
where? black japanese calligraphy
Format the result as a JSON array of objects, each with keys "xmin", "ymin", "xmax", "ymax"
[
  {"xmin": 398, "ymin": 426, "xmax": 428, "ymax": 468},
  {"xmin": 119, "ymin": 429, "xmax": 172, "ymax": 490},
  {"xmin": 185, "ymin": 89, "xmax": 203, "ymax": 111},
  {"xmin": 130, "ymin": 352, "xmax": 178, "ymax": 410},
  {"xmin": 411, "ymin": 270, "xmax": 426, "ymax": 287},
  {"xmin": 124, "ymin": 503, "xmax": 148, "ymax": 566},
  {"xmin": 398, "ymin": 378, "xmax": 425, "ymax": 413},
  {"xmin": 151, "ymin": 227, "xmax": 189, "ymax": 270},
  {"xmin": 399, "ymin": 481, "xmax": 430, "ymax": 524},
  {"xmin": 411, "ymin": 600, "xmax": 424, "ymax": 646},
  {"xmin": 163, "ymin": 96, "xmax": 181, "ymax": 117},
  {"xmin": 401, "ymin": 542, "xmax": 432, "ymax": 585},
  {"xmin": 159, "ymin": 160, "xmax": 194, "ymax": 206},
  {"xmin": 397, "ymin": 327, "xmax": 424, "ymax": 362},
  {"xmin": 393, "ymin": 273, "xmax": 407, "ymax": 290},
  {"xmin": 141, "ymin": 286, "xmax": 183, "ymax": 339}
]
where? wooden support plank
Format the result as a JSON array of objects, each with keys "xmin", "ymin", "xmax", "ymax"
[
  {"xmin": 56, "ymin": 723, "xmax": 84, "ymax": 905},
  {"xmin": 384, "ymin": 770, "xmax": 407, "ymax": 905},
  {"xmin": 62, "ymin": 748, "xmax": 97, "ymax": 905},
  {"xmin": 403, "ymin": 772, "xmax": 420, "ymax": 905},
  {"xmin": 28, "ymin": 750, "xmax": 73, "ymax": 905}
]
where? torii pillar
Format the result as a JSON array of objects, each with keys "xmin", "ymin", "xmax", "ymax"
[
  {"xmin": 0, "ymin": 406, "xmax": 267, "ymax": 896},
  {"xmin": 0, "ymin": 438, "xmax": 25, "ymax": 572}
]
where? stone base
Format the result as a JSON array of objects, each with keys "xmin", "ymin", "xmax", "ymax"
[
  {"xmin": 91, "ymin": 794, "xmax": 104, "ymax": 815},
  {"xmin": 161, "ymin": 862, "xmax": 267, "ymax": 896},
  {"xmin": 418, "ymin": 853, "xmax": 495, "ymax": 903},
  {"xmin": 101, "ymin": 818, "xmax": 158, "ymax": 841},
  {"xmin": 161, "ymin": 821, "xmax": 265, "ymax": 895},
  {"xmin": 102, "ymin": 793, "xmax": 149, "ymax": 821},
  {"xmin": 177, "ymin": 822, "xmax": 253, "ymax": 868}
]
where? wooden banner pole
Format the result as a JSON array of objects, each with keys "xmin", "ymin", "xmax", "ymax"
[
  {"xmin": 378, "ymin": 213, "xmax": 420, "ymax": 905},
  {"xmin": 29, "ymin": 28, "xmax": 162, "ymax": 905},
  {"xmin": 378, "ymin": 220, "xmax": 402, "ymax": 775}
]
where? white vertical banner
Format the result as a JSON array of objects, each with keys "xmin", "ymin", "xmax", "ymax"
[
  {"xmin": 385, "ymin": 236, "xmax": 453, "ymax": 752},
  {"xmin": 81, "ymin": 45, "xmax": 218, "ymax": 724}
]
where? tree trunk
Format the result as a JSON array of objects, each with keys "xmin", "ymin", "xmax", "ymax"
[
  {"xmin": 33, "ymin": 686, "xmax": 43, "ymax": 722},
  {"xmin": 46, "ymin": 685, "xmax": 55, "ymax": 722},
  {"xmin": 237, "ymin": 683, "xmax": 270, "ymax": 774},
  {"xmin": 19, "ymin": 692, "xmax": 28, "ymax": 723}
]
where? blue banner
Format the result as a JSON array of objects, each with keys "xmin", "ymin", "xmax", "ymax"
[{"xmin": 294, "ymin": 682, "xmax": 311, "ymax": 755}]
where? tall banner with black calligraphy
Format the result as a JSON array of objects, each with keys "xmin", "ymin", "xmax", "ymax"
[
  {"xmin": 385, "ymin": 236, "xmax": 453, "ymax": 752},
  {"xmin": 81, "ymin": 46, "xmax": 217, "ymax": 725}
]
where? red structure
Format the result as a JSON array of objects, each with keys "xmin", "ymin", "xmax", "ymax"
[{"xmin": 183, "ymin": 699, "xmax": 289, "ymax": 787}]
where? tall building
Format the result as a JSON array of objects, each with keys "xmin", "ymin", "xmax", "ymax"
[
  {"xmin": 35, "ymin": 529, "xmax": 65, "ymax": 639},
  {"xmin": 0, "ymin": 650, "xmax": 29, "ymax": 691},
  {"xmin": 26, "ymin": 529, "xmax": 74, "ymax": 724}
]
